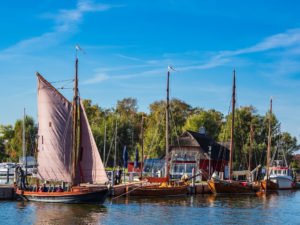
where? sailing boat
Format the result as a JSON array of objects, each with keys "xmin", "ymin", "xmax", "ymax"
[
  {"xmin": 129, "ymin": 66, "xmax": 189, "ymax": 197},
  {"xmin": 260, "ymin": 98, "xmax": 279, "ymax": 191},
  {"xmin": 207, "ymin": 70, "xmax": 258, "ymax": 194},
  {"xmin": 16, "ymin": 56, "xmax": 109, "ymax": 204}
]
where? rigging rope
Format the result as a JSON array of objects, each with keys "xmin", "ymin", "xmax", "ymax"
[
  {"xmin": 105, "ymin": 126, "xmax": 116, "ymax": 167},
  {"xmin": 148, "ymin": 108, "xmax": 164, "ymax": 157}
]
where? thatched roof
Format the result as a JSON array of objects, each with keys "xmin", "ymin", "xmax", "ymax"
[{"xmin": 171, "ymin": 130, "xmax": 229, "ymax": 161}]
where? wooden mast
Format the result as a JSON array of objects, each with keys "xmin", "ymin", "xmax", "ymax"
[
  {"xmin": 141, "ymin": 115, "xmax": 144, "ymax": 179},
  {"xmin": 248, "ymin": 122, "xmax": 253, "ymax": 179},
  {"xmin": 266, "ymin": 97, "xmax": 273, "ymax": 192},
  {"xmin": 103, "ymin": 121, "xmax": 107, "ymax": 167},
  {"xmin": 72, "ymin": 57, "xmax": 79, "ymax": 183},
  {"xmin": 113, "ymin": 119, "xmax": 118, "ymax": 170},
  {"xmin": 229, "ymin": 69, "xmax": 235, "ymax": 181},
  {"xmin": 165, "ymin": 70, "xmax": 170, "ymax": 177},
  {"xmin": 23, "ymin": 108, "xmax": 27, "ymax": 175}
]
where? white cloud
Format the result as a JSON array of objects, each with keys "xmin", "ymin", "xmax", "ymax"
[
  {"xmin": 0, "ymin": 0, "xmax": 118, "ymax": 58},
  {"xmin": 178, "ymin": 28, "xmax": 300, "ymax": 72},
  {"xmin": 115, "ymin": 54, "xmax": 143, "ymax": 62},
  {"xmin": 81, "ymin": 73, "xmax": 109, "ymax": 84},
  {"xmin": 179, "ymin": 56, "xmax": 230, "ymax": 71},
  {"xmin": 82, "ymin": 67, "xmax": 166, "ymax": 85}
]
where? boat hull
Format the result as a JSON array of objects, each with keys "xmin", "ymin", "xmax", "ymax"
[
  {"xmin": 16, "ymin": 187, "xmax": 108, "ymax": 204},
  {"xmin": 260, "ymin": 180, "xmax": 279, "ymax": 191},
  {"xmin": 270, "ymin": 175, "xmax": 293, "ymax": 189},
  {"xmin": 207, "ymin": 179, "xmax": 258, "ymax": 195},
  {"xmin": 130, "ymin": 184, "xmax": 188, "ymax": 197}
]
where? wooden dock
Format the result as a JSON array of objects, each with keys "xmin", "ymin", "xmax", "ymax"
[{"xmin": 0, "ymin": 185, "xmax": 14, "ymax": 200}]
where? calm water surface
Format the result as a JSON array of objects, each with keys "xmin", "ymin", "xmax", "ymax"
[{"xmin": 1, "ymin": 190, "xmax": 299, "ymax": 225}]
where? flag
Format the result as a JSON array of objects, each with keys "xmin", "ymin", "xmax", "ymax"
[
  {"xmin": 75, "ymin": 45, "xmax": 86, "ymax": 55},
  {"xmin": 134, "ymin": 147, "xmax": 139, "ymax": 169},
  {"xmin": 142, "ymin": 114, "xmax": 147, "ymax": 119},
  {"xmin": 123, "ymin": 146, "xmax": 128, "ymax": 169},
  {"xmin": 168, "ymin": 65, "xmax": 177, "ymax": 71}
]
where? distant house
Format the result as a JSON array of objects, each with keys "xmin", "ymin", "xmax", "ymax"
[
  {"xmin": 19, "ymin": 156, "xmax": 36, "ymax": 166},
  {"xmin": 169, "ymin": 129, "xmax": 230, "ymax": 180},
  {"xmin": 128, "ymin": 162, "xmax": 142, "ymax": 172}
]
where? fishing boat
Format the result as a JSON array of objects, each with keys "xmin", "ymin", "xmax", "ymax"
[
  {"xmin": 268, "ymin": 161, "xmax": 294, "ymax": 189},
  {"xmin": 16, "ymin": 52, "xmax": 109, "ymax": 204},
  {"xmin": 207, "ymin": 70, "xmax": 258, "ymax": 194},
  {"xmin": 130, "ymin": 66, "xmax": 189, "ymax": 197}
]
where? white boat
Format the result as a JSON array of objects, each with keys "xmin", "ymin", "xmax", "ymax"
[
  {"xmin": 269, "ymin": 162, "xmax": 294, "ymax": 189},
  {"xmin": 0, "ymin": 163, "xmax": 16, "ymax": 176}
]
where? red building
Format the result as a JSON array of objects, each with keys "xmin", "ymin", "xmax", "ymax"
[
  {"xmin": 128, "ymin": 162, "xmax": 142, "ymax": 172},
  {"xmin": 169, "ymin": 130, "xmax": 229, "ymax": 180}
]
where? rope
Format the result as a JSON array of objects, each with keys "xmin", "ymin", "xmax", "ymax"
[
  {"xmin": 213, "ymin": 96, "xmax": 231, "ymax": 176},
  {"xmin": 148, "ymin": 108, "xmax": 164, "ymax": 157},
  {"xmin": 169, "ymin": 104, "xmax": 182, "ymax": 151},
  {"xmin": 50, "ymin": 79, "xmax": 74, "ymax": 84},
  {"xmin": 110, "ymin": 181, "xmax": 146, "ymax": 201},
  {"xmin": 105, "ymin": 127, "xmax": 116, "ymax": 167}
]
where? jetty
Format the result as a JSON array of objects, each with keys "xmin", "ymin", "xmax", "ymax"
[{"xmin": 0, "ymin": 185, "xmax": 14, "ymax": 200}]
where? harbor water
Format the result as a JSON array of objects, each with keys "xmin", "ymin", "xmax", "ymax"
[{"xmin": 0, "ymin": 190, "xmax": 299, "ymax": 224}]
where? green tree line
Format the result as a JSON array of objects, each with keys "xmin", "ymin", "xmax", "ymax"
[{"xmin": 0, "ymin": 98, "xmax": 299, "ymax": 169}]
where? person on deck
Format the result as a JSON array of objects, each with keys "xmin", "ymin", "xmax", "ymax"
[
  {"xmin": 42, "ymin": 184, "xmax": 48, "ymax": 192},
  {"xmin": 116, "ymin": 166, "xmax": 122, "ymax": 185},
  {"xmin": 17, "ymin": 166, "xmax": 26, "ymax": 190},
  {"xmin": 56, "ymin": 186, "xmax": 63, "ymax": 192}
]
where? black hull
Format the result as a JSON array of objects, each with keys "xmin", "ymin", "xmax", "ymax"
[{"xmin": 19, "ymin": 189, "xmax": 108, "ymax": 204}]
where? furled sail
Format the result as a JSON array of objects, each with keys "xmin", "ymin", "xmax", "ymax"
[
  {"xmin": 74, "ymin": 99, "xmax": 108, "ymax": 184},
  {"xmin": 36, "ymin": 73, "xmax": 73, "ymax": 182}
]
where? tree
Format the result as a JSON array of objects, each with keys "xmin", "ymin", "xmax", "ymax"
[
  {"xmin": 0, "ymin": 137, "xmax": 8, "ymax": 162},
  {"xmin": 82, "ymin": 98, "xmax": 141, "ymax": 167},
  {"xmin": 0, "ymin": 117, "xmax": 37, "ymax": 162},
  {"xmin": 183, "ymin": 109, "xmax": 223, "ymax": 140},
  {"xmin": 278, "ymin": 132, "xmax": 300, "ymax": 163},
  {"xmin": 218, "ymin": 105, "xmax": 282, "ymax": 170},
  {"xmin": 143, "ymin": 98, "xmax": 192, "ymax": 158}
]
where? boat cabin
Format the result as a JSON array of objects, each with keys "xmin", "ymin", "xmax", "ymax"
[{"xmin": 270, "ymin": 160, "xmax": 293, "ymax": 177}]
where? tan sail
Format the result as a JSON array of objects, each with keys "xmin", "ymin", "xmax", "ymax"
[
  {"xmin": 36, "ymin": 73, "xmax": 73, "ymax": 182},
  {"xmin": 74, "ymin": 100, "xmax": 108, "ymax": 184}
]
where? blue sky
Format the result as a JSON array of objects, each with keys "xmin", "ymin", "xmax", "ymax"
[{"xmin": 0, "ymin": 0, "xmax": 300, "ymax": 143}]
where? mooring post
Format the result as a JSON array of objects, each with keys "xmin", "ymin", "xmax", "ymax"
[
  {"xmin": 112, "ymin": 170, "xmax": 115, "ymax": 186},
  {"xmin": 192, "ymin": 168, "xmax": 195, "ymax": 194},
  {"xmin": 14, "ymin": 166, "xmax": 17, "ymax": 184},
  {"xmin": 123, "ymin": 169, "xmax": 126, "ymax": 184},
  {"xmin": 6, "ymin": 168, "xmax": 9, "ymax": 184}
]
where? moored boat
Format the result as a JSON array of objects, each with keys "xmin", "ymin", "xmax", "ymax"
[
  {"xmin": 259, "ymin": 180, "xmax": 279, "ymax": 191},
  {"xmin": 17, "ymin": 186, "xmax": 108, "ymax": 204},
  {"xmin": 130, "ymin": 177, "xmax": 189, "ymax": 197},
  {"xmin": 269, "ymin": 164, "xmax": 294, "ymax": 189},
  {"xmin": 208, "ymin": 179, "xmax": 258, "ymax": 195},
  {"xmin": 16, "ymin": 49, "xmax": 109, "ymax": 203},
  {"xmin": 207, "ymin": 70, "xmax": 257, "ymax": 194},
  {"xmin": 130, "ymin": 184, "xmax": 189, "ymax": 197},
  {"xmin": 130, "ymin": 66, "xmax": 189, "ymax": 197}
]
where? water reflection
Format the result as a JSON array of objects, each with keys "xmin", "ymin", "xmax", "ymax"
[
  {"xmin": 111, "ymin": 195, "xmax": 189, "ymax": 207},
  {"xmin": 15, "ymin": 202, "xmax": 107, "ymax": 225},
  {"xmin": 2, "ymin": 190, "xmax": 299, "ymax": 225}
]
